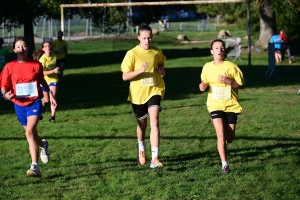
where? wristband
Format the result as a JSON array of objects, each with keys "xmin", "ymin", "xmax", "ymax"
[{"xmin": 49, "ymin": 90, "xmax": 53, "ymax": 94}]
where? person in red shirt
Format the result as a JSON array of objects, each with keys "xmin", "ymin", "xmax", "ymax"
[
  {"xmin": 0, "ymin": 36, "xmax": 57, "ymax": 177},
  {"xmin": 279, "ymin": 29, "xmax": 292, "ymax": 64}
]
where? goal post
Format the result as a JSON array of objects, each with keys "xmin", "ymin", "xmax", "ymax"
[{"xmin": 60, "ymin": 0, "xmax": 251, "ymax": 66}]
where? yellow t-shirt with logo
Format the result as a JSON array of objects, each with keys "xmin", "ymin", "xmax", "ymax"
[
  {"xmin": 121, "ymin": 45, "xmax": 166, "ymax": 104},
  {"xmin": 39, "ymin": 54, "xmax": 58, "ymax": 84},
  {"xmin": 52, "ymin": 40, "xmax": 67, "ymax": 59},
  {"xmin": 201, "ymin": 60, "xmax": 244, "ymax": 113}
]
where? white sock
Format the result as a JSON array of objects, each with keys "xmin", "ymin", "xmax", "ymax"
[
  {"xmin": 151, "ymin": 147, "xmax": 159, "ymax": 159},
  {"xmin": 222, "ymin": 161, "xmax": 228, "ymax": 168},
  {"xmin": 32, "ymin": 162, "xmax": 38, "ymax": 167},
  {"xmin": 138, "ymin": 140, "xmax": 145, "ymax": 150}
]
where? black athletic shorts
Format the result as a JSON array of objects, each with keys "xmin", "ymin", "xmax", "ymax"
[
  {"xmin": 210, "ymin": 110, "xmax": 238, "ymax": 124},
  {"xmin": 132, "ymin": 95, "xmax": 162, "ymax": 120}
]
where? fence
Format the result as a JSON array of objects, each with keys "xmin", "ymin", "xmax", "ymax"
[{"xmin": 1, "ymin": 16, "xmax": 217, "ymax": 45}]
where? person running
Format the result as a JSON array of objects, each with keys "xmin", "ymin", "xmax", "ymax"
[
  {"xmin": 270, "ymin": 34, "xmax": 282, "ymax": 64},
  {"xmin": 279, "ymin": 29, "xmax": 292, "ymax": 64},
  {"xmin": 121, "ymin": 23, "xmax": 166, "ymax": 169},
  {"xmin": 199, "ymin": 39, "xmax": 244, "ymax": 175},
  {"xmin": 0, "ymin": 36, "xmax": 57, "ymax": 177},
  {"xmin": 52, "ymin": 30, "xmax": 67, "ymax": 82},
  {"xmin": 33, "ymin": 41, "xmax": 60, "ymax": 122}
]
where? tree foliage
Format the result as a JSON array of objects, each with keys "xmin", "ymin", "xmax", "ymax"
[
  {"xmin": 196, "ymin": 0, "xmax": 300, "ymax": 42},
  {"xmin": 0, "ymin": 0, "xmax": 299, "ymax": 51}
]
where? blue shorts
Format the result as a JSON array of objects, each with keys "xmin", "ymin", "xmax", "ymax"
[
  {"xmin": 14, "ymin": 98, "xmax": 43, "ymax": 126},
  {"xmin": 41, "ymin": 82, "xmax": 58, "ymax": 92}
]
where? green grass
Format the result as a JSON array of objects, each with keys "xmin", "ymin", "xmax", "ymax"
[{"xmin": 1, "ymin": 29, "xmax": 300, "ymax": 200}]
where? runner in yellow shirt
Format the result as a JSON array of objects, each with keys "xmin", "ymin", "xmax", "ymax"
[
  {"xmin": 52, "ymin": 31, "xmax": 67, "ymax": 82},
  {"xmin": 33, "ymin": 41, "xmax": 60, "ymax": 122},
  {"xmin": 199, "ymin": 39, "xmax": 244, "ymax": 175},
  {"xmin": 121, "ymin": 24, "xmax": 166, "ymax": 168}
]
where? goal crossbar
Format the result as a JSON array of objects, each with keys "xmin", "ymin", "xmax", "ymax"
[
  {"xmin": 60, "ymin": 0, "xmax": 252, "ymax": 66},
  {"xmin": 60, "ymin": 0, "xmax": 246, "ymax": 32}
]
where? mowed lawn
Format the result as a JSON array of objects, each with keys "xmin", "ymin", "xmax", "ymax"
[{"xmin": 0, "ymin": 30, "xmax": 300, "ymax": 199}]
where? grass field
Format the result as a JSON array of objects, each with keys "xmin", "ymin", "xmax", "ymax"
[{"xmin": 1, "ymin": 29, "xmax": 300, "ymax": 200}]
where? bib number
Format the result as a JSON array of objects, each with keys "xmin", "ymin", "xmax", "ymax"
[
  {"xmin": 15, "ymin": 82, "xmax": 38, "ymax": 98},
  {"xmin": 211, "ymin": 86, "xmax": 231, "ymax": 100},
  {"xmin": 141, "ymin": 73, "xmax": 157, "ymax": 86}
]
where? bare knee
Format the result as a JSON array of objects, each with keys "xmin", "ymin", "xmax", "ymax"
[{"xmin": 150, "ymin": 119, "xmax": 158, "ymax": 128}]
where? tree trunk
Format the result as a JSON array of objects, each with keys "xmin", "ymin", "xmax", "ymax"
[
  {"xmin": 23, "ymin": 14, "xmax": 35, "ymax": 58},
  {"xmin": 257, "ymin": 0, "xmax": 277, "ymax": 48}
]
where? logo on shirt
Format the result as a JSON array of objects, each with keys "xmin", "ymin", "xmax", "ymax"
[{"xmin": 33, "ymin": 109, "xmax": 37, "ymax": 112}]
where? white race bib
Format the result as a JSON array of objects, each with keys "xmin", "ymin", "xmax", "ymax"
[
  {"xmin": 211, "ymin": 86, "xmax": 231, "ymax": 100},
  {"xmin": 141, "ymin": 73, "xmax": 157, "ymax": 86},
  {"xmin": 0, "ymin": 56, "xmax": 4, "ymax": 62},
  {"xmin": 15, "ymin": 82, "xmax": 38, "ymax": 98}
]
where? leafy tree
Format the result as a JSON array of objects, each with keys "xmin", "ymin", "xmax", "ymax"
[
  {"xmin": 196, "ymin": 0, "xmax": 300, "ymax": 48},
  {"xmin": 0, "ymin": 0, "xmax": 128, "ymax": 54}
]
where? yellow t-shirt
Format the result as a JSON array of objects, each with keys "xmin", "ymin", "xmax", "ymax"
[
  {"xmin": 121, "ymin": 45, "xmax": 166, "ymax": 104},
  {"xmin": 201, "ymin": 60, "xmax": 244, "ymax": 113},
  {"xmin": 39, "ymin": 54, "xmax": 58, "ymax": 84},
  {"xmin": 52, "ymin": 40, "xmax": 67, "ymax": 59}
]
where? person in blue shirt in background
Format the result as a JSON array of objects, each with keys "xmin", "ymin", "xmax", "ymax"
[{"xmin": 270, "ymin": 34, "xmax": 282, "ymax": 64}]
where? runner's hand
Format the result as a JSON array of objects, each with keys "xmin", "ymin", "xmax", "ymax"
[{"xmin": 199, "ymin": 81, "xmax": 208, "ymax": 91}]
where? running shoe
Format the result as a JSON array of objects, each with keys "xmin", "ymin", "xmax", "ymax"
[
  {"xmin": 137, "ymin": 147, "xmax": 146, "ymax": 165},
  {"xmin": 49, "ymin": 116, "xmax": 55, "ymax": 123},
  {"xmin": 222, "ymin": 165, "xmax": 230, "ymax": 175},
  {"xmin": 150, "ymin": 157, "xmax": 163, "ymax": 168},
  {"xmin": 26, "ymin": 164, "xmax": 42, "ymax": 177},
  {"xmin": 40, "ymin": 139, "xmax": 50, "ymax": 164}
]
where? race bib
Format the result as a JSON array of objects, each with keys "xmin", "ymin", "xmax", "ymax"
[
  {"xmin": 15, "ymin": 82, "xmax": 38, "ymax": 98},
  {"xmin": 141, "ymin": 73, "xmax": 157, "ymax": 86},
  {"xmin": 211, "ymin": 86, "xmax": 231, "ymax": 100},
  {"xmin": 0, "ymin": 56, "xmax": 4, "ymax": 62}
]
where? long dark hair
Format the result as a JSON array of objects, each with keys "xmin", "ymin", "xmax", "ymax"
[
  {"xmin": 210, "ymin": 39, "xmax": 239, "ymax": 60},
  {"xmin": 13, "ymin": 36, "xmax": 29, "ymax": 49},
  {"xmin": 32, "ymin": 41, "xmax": 51, "ymax": 61}
]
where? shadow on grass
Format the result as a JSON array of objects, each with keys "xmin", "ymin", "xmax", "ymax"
[
  {"xmin": 1, "ymin": 63, "xmax": 300, "ymax": 114},
  {"xmin": 66, "ymin": 47, "xmax": 211, "ymax": 69}
]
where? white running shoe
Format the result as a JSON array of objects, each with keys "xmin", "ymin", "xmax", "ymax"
[
  {"xmin": 26, "ymin": 164, "xmax": 42, "ymax": 177},
  {"xmin": 40, "ymin": 139, "xmax": 50, "ymax": 164}
]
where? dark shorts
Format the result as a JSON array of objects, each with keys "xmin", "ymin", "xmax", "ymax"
[
  {"xmin": 275, "ymin": 48, "xmax": 282, "ymax": 54},
  {"xmin": 210, "ymin": 110, "xmax": 238, "ymax": 124},
  {"xmin": 132, "ymin": 95, "xmax": 162, "ymax": 120},
  {"xmin": 56, "ymin": 58, "xmax": 66, "ymax": 65}
]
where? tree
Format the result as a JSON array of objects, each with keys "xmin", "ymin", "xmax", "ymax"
[
  {"xmin": 255, "ymin": 0, "xmax": 276, "ymax": 48},
  {"xmin": 197, "ymin": 0, "xmax": 300, "ymax": 48},
  {"xmin": 0, "ymin": 0, "xmax": 128, "ymax": 55}
]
